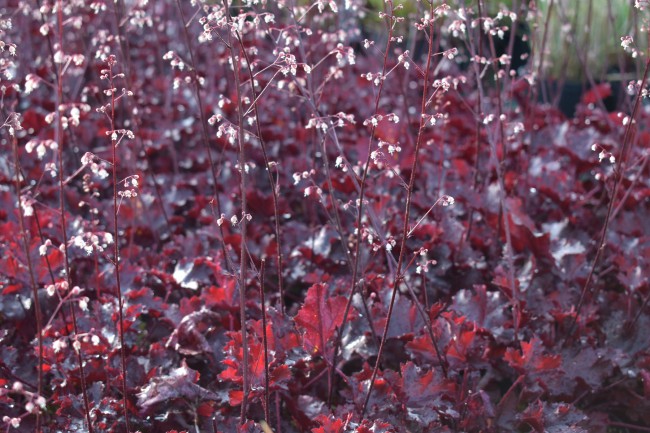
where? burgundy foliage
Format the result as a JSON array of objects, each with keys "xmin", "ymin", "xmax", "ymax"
[{"xmin": 0, "ymin": 1, "xmax": 649, "ymax": 433}]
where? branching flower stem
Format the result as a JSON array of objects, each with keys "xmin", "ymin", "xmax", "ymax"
[
  {"xmin": 570, "ymin": 54, "xmax": 650, "ymax": 336},
  {"xmin": 279, "ymin": 3, "xmax": 372, "ymax": 406},
  {"xmin": 106, "ymin": 57, "xmax": 132, "ymax": 433},
  {"xmin": 328, "ymin": 6, "xmax": 397, "ymax": 409},
  {"xmin": 233, "ymin": 29, "xmax": 286, "ymax": 316},
  {"xmin": 222, "ymin": 0, "xmax": 250, "ymax": 423},
  {"xmin": 11, "ymin": 134, "xmax": 43, "ymax": 433},
  {"xmin": 280, "ymin": 4, "xmax": 446, "ymax": 407},
  {"xmin": 55, "ymin": 2, "xmax": 94, "ymax": 431},
  {"xmin": 361, "ymin": 2, "xmax": 447, "ymax": 418},
  {"xmin": 481, "ymin": 1, "xmax": 521, "ymax": 340},
  {"xmin": 462, "ymin": 0, "xmax": 485, "ymax": 246},
  {"xmin": 110, "ymin": 0, "xmax": 172, "ymax": 234},
  {"xmin": 175, "ymin": 0, "xmax": 234, "ymax": 275}
]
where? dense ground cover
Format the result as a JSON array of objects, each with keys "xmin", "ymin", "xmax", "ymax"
[{"xmin": 1, "ymin": 1, "xmax": 650, "ymax": 432}]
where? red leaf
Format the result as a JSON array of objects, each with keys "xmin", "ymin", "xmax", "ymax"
[
  {"xmin": 42, "ymin": 249, "xmax": 64, "ymax": 275},
  {"xmin": 219, "ymin": 332, "xmax": 292, "ymax": 391},
  {"xmin": 447, "ymin": 328, "xmax": 476, "ymax": 362},
  {"xmin": 228, "ymin": 389, "xmax": 243, "ymax": 406},
  {"xmin": 1, "ymin": 255, "xmax": 21, "ymax": 278},
  {"xmin": 406, "ymin": 333, "xmax": 440, "ymax": 363},
  {"xmin": 312, "ymin": 415, "xmax": 346, "ymax": 433},
  {"xmin": 201, "ymin": 280, "xmax": 237, "ymax": 310},
  {"xmin": 521, "ymin": 399, "xmax": 545, "ymax": 433},
  {"xmin": 249, "ymin": 340, "xmax": 267, "ymax": 384},
  {"xmin": 354, "ymin": 420, "xmax": 396, "ymax": 433},
  {"xmin": 504, "ymin": 338, "xmax": 560, "ymax": 373},
  {"xmin": 294, "ymin": 283, "xmax": 355, "ymax": 356},
  {"xmin": 253, "ymin": 314, "xmax": 301, "ymax": 356},
  {"xmin": 372, "ymin": 292, "xmax": 424, "ymax": 338},
  {"xmin": 2, "ymin": 283, "xmax": 22, "ymax": 295},
  {"xmin": 581, "ymin": 83, "xmax": 611, "ymax": 105},
  {"xmin": 397, "ymin": 361, "xmax": 455, "ymax": 405}
]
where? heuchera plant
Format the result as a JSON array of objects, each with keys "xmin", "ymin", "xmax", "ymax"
[{"xmin": 1, "ymin": 0, "xmax": 650, "ymax": 432}]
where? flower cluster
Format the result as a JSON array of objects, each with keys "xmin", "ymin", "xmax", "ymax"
[{"xmin": 70, "ymin": 231, "xmax": 114, "ymax": 255}]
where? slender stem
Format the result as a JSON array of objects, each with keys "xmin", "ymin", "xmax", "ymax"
[
  {"xmin": 362, "ymin": 3, "xmax": 447, "ymax": 417},
  {"xmin": 505, "ymin": 0, "xmax": 519, "ymax": 75},
  {"xmin": 176, "ymin": 0, "xmax": 233, "ymax": 275},
  {"xmin": 222, "ymin": 1, "xmax": 250, "ymax": 423},
  {"xmin": 111, "ymin": 0, "xmax": 172, "ymax": 233},
  {"xmin": 275, "ymin": 392, "xmax": 282, "ymax": 433},
  {"xmin": 277, "ymin": 0, "xmax": 446, "ymax": 411},
  {"xmin": 279, "ymin": 2, "xmax": 363, "ymax": 406},
  {"xmin": 284, "ymin": 4, "xmax": 358, "ymax": 281},
  {"xmin": 568, "ymin": 55, "xmax": 650, "ymax": 337},
  {"xmin": 496, "ymin": 375, "xmax": 524, "ymax": 416},
  {"xmin": 233, "ymin": 29, "xmax": 286, "ymax": 316},
  {"xmin": 482, "ymin": 1, "xmax": 520, "ymax": 340},
  {"xmin": 12, "ymin": 134, "xmax": 43, "ymax": 432},
  {"xmin": 612, "ymin": 153, "xmax": 649, "ymax": 221},
  {"xmin": 107, "ymin": 57, "xmax": 131, "ymax": 433},
  {"xmin": 463, "ymin": 0, "xmax": 485, "ymax": 245},
  {"xmin": 259, "ymin": 260, "xmax": 271, "ymax": 423},
  {"xmin": 328, "ymin": 7, "xmax": 397, "ymax": 408},
  {"xmin": 535, "ymin": 0, "xmax": 554, "ymax": 106},
  {"xmin": 55, "ymin": 2, "xmax": 94, "ymax": 431}
]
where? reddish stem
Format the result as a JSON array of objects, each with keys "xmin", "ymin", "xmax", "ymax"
[
  {"xmin": 481, "ymin": 0, "xmax": 521, "ymax": 340},
  {"xmin": 107, "ymin": 58, "xmax": 132, "ymax": 433},
  {"xmin": 260, "ymin": 260, "xmax": 271, "ymax": 423},
  {"xmin": 361, "ymin": 2, "xmax": 447, "ymax": 418},
  {"xmin": 55, "ymin": 2, "xmax": 94, "ymax": 430},
  {"xmin": 175, "ymin": 0, "xmax": 234, "ymax": 275},
  {"xmin": 569, "ymin": 54, "xmax": 650, "ymax": 337},
  {"xmin": 327, "ymin": 2, "xmax": 400, "ymax": 409},
  {"xmin": 222, "ymin": 1, "xmax": 251, "ymax": 423},
  {"xmin": 11, "ymin": 134, "xmax": 44, "ymax": 433},
  {"xmin": 234, "ymin": 29, "xmax": 286, "ymax": 316}
]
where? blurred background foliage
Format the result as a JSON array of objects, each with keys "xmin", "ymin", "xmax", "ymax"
[{"xmin": 359, "ymin": 0, "xmax": 646, "ymax": 82}]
